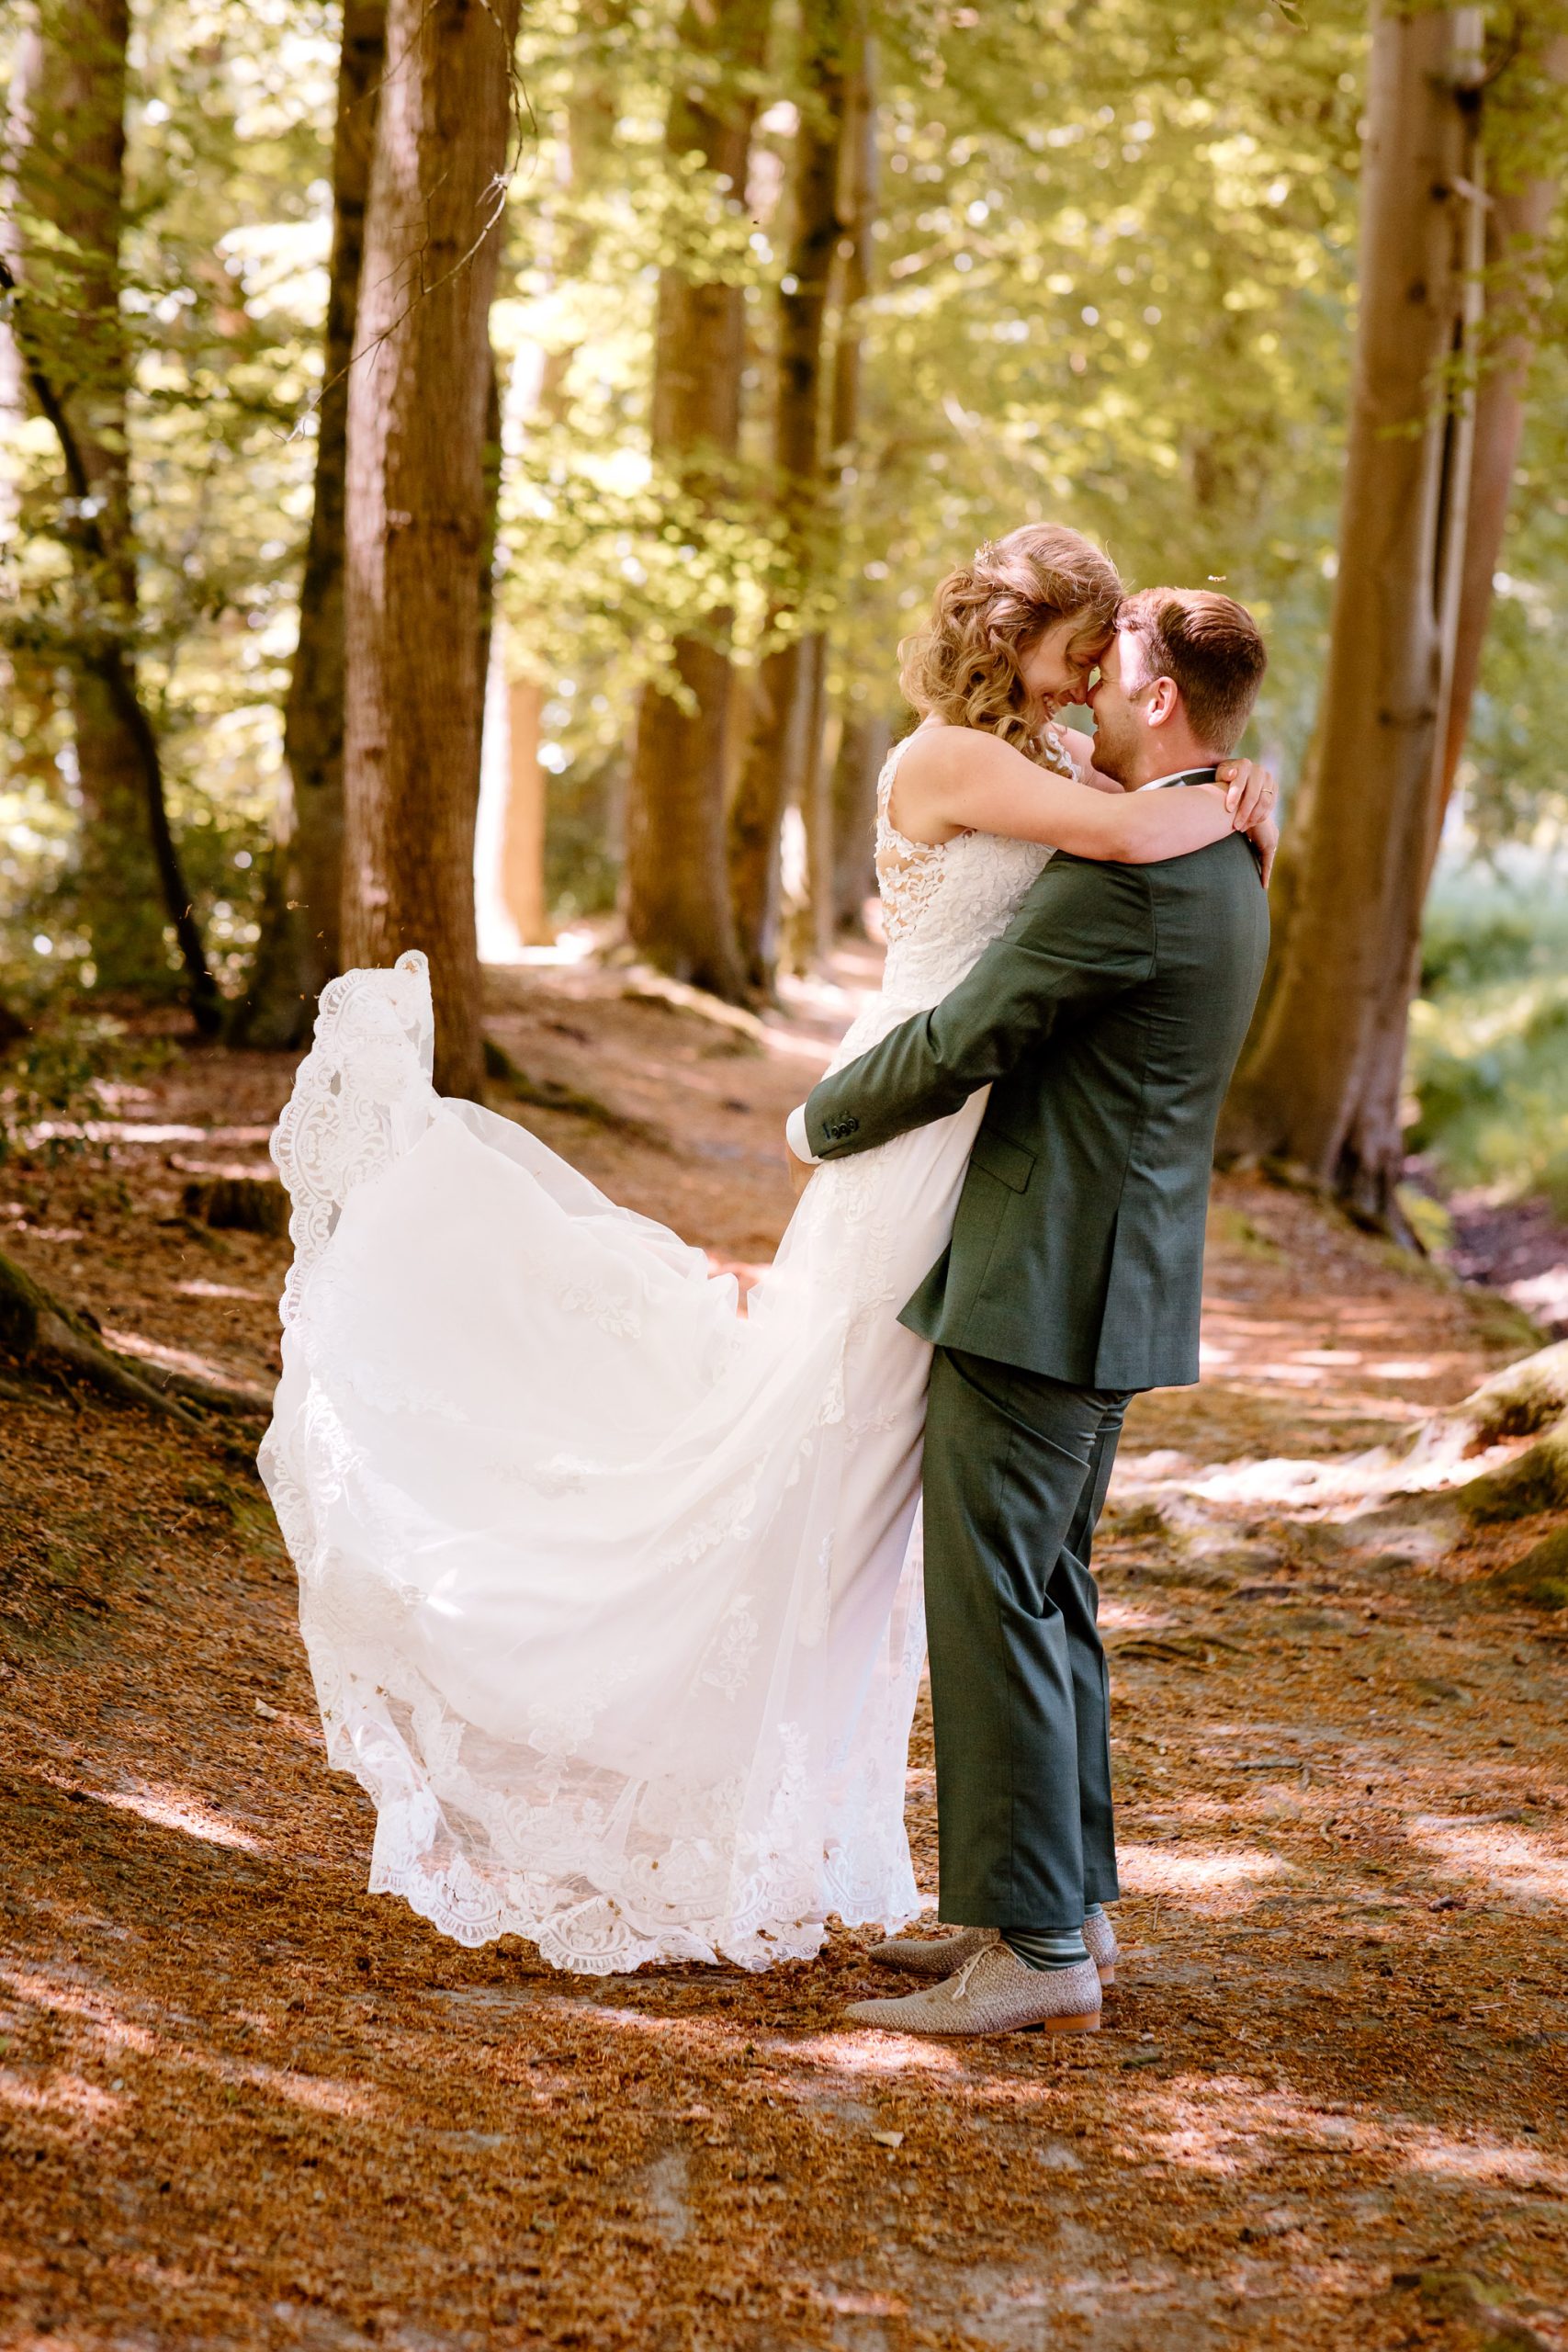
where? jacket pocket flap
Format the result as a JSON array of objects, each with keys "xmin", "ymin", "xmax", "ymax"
[{"xmin": 971, "ymin": 1129, "xmax": 1034, "ymax": 1193}]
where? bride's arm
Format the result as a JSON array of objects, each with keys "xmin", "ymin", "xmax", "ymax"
[{"xmin": 892, "ymin": 729, "xmax": 1258, "ymax": 866}]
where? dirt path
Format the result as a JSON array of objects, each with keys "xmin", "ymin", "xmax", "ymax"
[{"xmin": 2, "ymin": 962, "xmax": 1565, "ymax": 2352}]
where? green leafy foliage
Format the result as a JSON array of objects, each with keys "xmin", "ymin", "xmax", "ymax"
[
  {"xmin": 1, "ymin": 0, "xmax": 1565, "ymax": 1019},
  {"xmin": 1409, "ymin": 872, "xmax": 1568, "ymax": 1212}
]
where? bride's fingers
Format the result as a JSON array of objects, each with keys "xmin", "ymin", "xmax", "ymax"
[
  {"xmin": 1248, "ymin": 767, "xmax": 1279, "ymax": 829},
  {"xmin": 1218, "ymin": 758, "xmax": 1254, "ymax": 819},
  {"xmin": 1219, "ymin": 759, "xmax": 1254, "ymax": 822},
  {"xmin": 1232, "ymin": 763, "xmax": 1277, "ymax": 831}
]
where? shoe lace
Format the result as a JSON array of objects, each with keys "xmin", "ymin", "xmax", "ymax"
[{"xmin": 950, "ymin": 1946, "xmax": 990, "ymax": 2003}]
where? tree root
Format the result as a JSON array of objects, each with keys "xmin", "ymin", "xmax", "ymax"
[
  {"xmin": 1378, "ymin": 1340, "xmax": 1568, "ymax": 1529},
  {"xmin": 0, "ymin": 1243, "xmax": 267, "ymax": 1453},
  {"xmin": 1432, "ymin": 1340, "xmax": 1568, "ymax": 1524}
]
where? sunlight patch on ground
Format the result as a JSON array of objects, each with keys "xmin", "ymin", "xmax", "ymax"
[
  {"xmin": 3, "ymin": 1973, "xmax": 160, "ymax": 2056},
  {"xmin": 780, "ymin": 2034, "xmax": 964, "ymax": 2075},
  {"xmin": 3, "ymin": 1969, "xmax": 379, "ymax": 2120},
  {"xmin": 1399, "ymin": 2133, "xmax": 1568, "ymax": 2193},
  {"xmin": 96, "ymin": 1787, "xmax": 266, "ymax": 1851},
  {"xmin": 1414, "ymin": 1821, "xmax": 1568, "ymax": 1904},
  {"xmin": 68, "ymin": 1122, "xmax": 276, "ymax": 1146},
  {"xmin": 100, "ymin": 1326, "xmax": 262, "ymax": 1391},
  {"xmin": 574, "ymin": 2005, "xmax": 694, "ymax": 2035},
  {"xmin": 0, "ymin": 2068, "xmax": 126, "ymax": 2123},
  {"xmin": 1119, "ymin": 1845, "xmax": 1289, "ymax": 1894},
  {"xmin": 1124, "ymin": 2082, "xmax": 1568, "ymax": 2201},
  {"xmin": 228, "ymin": 2062, "xmax": 379, "ymax": 2118},
  {"xmin": 1099, "ymin": 1600, "xmax": 1179, "ymax": 1631}
]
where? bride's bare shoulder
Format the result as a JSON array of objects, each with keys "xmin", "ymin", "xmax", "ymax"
[{"xmin": 896, "ymin": 722, "xmax": 1032, "ymax": 778}]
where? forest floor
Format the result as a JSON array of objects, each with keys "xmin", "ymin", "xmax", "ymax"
[{"xmin": 2, "ymin": 945, "xmax": 1567, "ymax": 2352}]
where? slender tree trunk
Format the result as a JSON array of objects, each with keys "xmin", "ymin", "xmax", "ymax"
[
  {"xmin": 830, "ymin": 710, "xmax": 889, "ymax": 930},
  {"xmin": 823, "ymin": 24, "xmax": 881, "ymax": 939},
  {"xmin": 9, "ymin": 0, "xmax": 204, "ymax": 1003},
  {"xmin": 1436, "ymin": 30, "xmax": 1567, "ymax": 822},
  {"xmin": 486, "ymin": 2, "xmax": 625, "ymax": 948},
  {"xmin": 811, "ymin": 12, "xmax": 876, "ymax": 955},
  {"xmin": 623, "ymin": 0, "xmax": 770, "ymax": 998},
  {"xmin": 341, "ymin": 0, "xmax": 522, "ymax": 1102},
  {"xmin": 797, "ymin": 633, "xmax": 833, "ymax": 965},
  {"xmin": 233, "ymin": 0, "xmax": 386, "ymax": 1049},
  {"xmin": 728, "ymin": 0, "xmax": 848, "ymax": 990},
  {"xmin": 1220, "ymin": 6, "xmax": 1485, "ymax": 1232},
  {"xmin": 501, "ymin": 673, "xmax": 550, "ymax": 945}
]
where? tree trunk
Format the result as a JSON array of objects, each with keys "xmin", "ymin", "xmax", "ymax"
[
  {"xmin": 1219, "ymin": 6, "xmax": 1484, "ymax": 1233},
  {"xmin": 825, "ymin": 23, "xmax": 881, "ymax": 940},
  {"xmin": 806, "ymin": 12, "xmax": 877, "ymax": 958},
  {"xmin": 9, "ymin": 0, "xmax": 203, "ymax": 1004},
  {"xmin": 484, "ymin": 0, "xmax": 624, "ymax": 950},
  {"xmin": 233, "ymin": 0, "xmax": 386, "ymax": 1049},
  {"xmin": 728, "ymin": 0, "xmax": 848, "ymax": 990},
  {"xmin": 830, "ymin": 710, "xmax": 889, "ymax": 931},
  {"xmin": 1437, "ymin": 31, "xmax": 1567, "ymax": 821},
  {"xmin": 340, "ymin": 0, "xmax": 522, "ymax": 1102},
  {"xmin": 797, "ymin": 633, "xmax": 833, "ymax": 966},
  {"xmin": 623, "ymin": 0, "xmax": 771, "ymax": 998},
  {"xmin": 501, "ymin": 674, "xmax": 551, "ymax": 945}
]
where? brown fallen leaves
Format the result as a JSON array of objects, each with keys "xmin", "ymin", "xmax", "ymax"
[{"xmin": 1, "ymin": 964, "xmax": 1565, "ymax": 2350}]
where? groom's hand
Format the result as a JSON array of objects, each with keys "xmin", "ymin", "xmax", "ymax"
[{"xmin": 786, "ymin": 1142, "xmax": 816, "ymax": 1198}]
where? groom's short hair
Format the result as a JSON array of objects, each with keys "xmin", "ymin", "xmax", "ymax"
[{"xmin": 1117, "ymin": 589, "xmax": 1268, "ymax": 754}]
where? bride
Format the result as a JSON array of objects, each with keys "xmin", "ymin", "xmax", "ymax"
[{"xmin": 260, "ymin": 523, "xmax": 1275, "ymax": 1975}]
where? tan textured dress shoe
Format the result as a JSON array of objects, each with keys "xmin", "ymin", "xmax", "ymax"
[
  {"xmin": 870, "ymin": 1910, "xmax": 1120, "ymax": 1986},
  {"xmin": 846, "ymin": 1945, "xmax": 1101, "ymax": 2037}
]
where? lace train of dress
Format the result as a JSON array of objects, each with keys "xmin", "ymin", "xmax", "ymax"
[{"xmin": 260, "ymin": 734, "xmax": 1058, "ymax": 1973}]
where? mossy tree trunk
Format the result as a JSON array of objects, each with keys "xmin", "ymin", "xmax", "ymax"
[
  {"xmin": 1220, "ymin": 6, "xmax": 1484, "ymax": 1235},
  {"xmin": 8, "ymin": 0, "xmax": 213, "ymax": 1016}
]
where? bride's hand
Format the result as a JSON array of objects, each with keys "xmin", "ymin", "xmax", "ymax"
[
  {"xmin": 1217, "ymin": 757, "xmax": 1277, "ymax": 838},
  {"xmin": 1248, "ymin": 814, "xmax": 1280, "ymax": 887}
]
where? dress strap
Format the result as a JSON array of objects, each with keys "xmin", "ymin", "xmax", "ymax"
[{"xmin": 874, "ymin": 730, "xmax": 916, "ymax": 829}]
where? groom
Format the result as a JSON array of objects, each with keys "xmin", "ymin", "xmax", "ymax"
[{"xmin": 786, "ymin": 589, "xmax": 1271, "ymax": 2037}]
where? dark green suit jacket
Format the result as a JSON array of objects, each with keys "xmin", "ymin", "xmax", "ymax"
[{"xmin": 803, "ymin": 830, "xmax": 1269, "ymax": 1392}]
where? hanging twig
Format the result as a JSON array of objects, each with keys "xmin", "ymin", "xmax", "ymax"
[{"xmin": 288, "ymin": 0, "xmax": 537, "ymax": 442}]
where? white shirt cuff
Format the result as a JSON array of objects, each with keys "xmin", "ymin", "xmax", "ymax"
[{"xmin": 785, "ymin": 1106, "xmax": 820, "ymax": 1164}]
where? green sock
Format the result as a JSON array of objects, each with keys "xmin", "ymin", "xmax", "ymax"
[{"xmin": 1001, "ymin": 1927, "xmax": 1089, "ymax": 1973}]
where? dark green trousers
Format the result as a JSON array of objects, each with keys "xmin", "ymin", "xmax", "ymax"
[{"xmin": 921, "ymin": 1346, "xmax": 1131, "ymax": 1930}]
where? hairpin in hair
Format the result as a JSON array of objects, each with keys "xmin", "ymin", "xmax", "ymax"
[{"xmin": 974, "ymin": 540, "xmax": 996, "ymax": 565}]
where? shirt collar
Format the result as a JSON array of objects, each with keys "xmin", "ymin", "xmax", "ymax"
[{"xmin": 1136, "ymin": 764, "xmax": 1221, "ymax": 792}]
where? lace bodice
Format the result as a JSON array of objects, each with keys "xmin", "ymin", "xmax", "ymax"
[{"xmin": 874, "ymin": 725, "xmax": 1068, "ymax": 1007}]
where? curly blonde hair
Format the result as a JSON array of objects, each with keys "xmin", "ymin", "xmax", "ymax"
[{"xmin": 897, "ymin": 523, "xmax": 1122, "ymax": 762}]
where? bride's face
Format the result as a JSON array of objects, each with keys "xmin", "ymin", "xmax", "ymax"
[{"xmin": 1017, "ymin": 614, "xmax": 1111, "ymax": 724}]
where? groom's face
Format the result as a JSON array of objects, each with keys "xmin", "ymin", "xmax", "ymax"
[{"xmin": 1085, "ymin": 630, "xmax": 1149, "ymax": 786}]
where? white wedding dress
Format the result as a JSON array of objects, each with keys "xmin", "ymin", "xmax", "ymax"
[{"xmin": 260, "ymin": 730, "xmax": 1061, "ymax": 1973}]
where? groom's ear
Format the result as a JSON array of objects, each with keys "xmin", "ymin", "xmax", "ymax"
[{"xmin": 1145, "ymin": 676, "xmax": 1181, "ymax": 729}]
